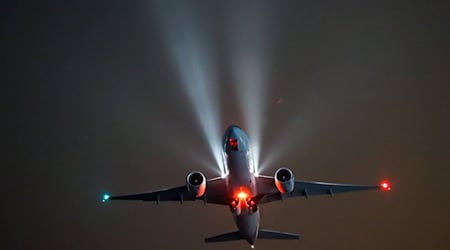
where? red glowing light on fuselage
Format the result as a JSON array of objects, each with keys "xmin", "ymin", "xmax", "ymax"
[
  {"xmin": 237, "ymin": 191, "xmax": 248, "ymax": 200},
  {"xmin": 380, "ymin": 181, "xmax": 391, "ymax": 191},
  {"xmin": 229, "ymin": 138, "xmax": 238, "ymax": 150},
  {"xmin": 233, "ymin": 188, "xmax": 252, "ymax": 208}
]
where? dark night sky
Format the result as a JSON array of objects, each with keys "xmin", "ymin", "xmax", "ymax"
[{"xmin": 2, "ymin": 1, "xmax": 450, "ymax": 249}]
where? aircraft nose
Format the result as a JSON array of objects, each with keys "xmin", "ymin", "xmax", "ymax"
[
  {"xmin": 226, "ymin": 125, "xmax": 241, "ymax": 136},
  {"xmin": 224, "ymin": 125, "xmax": 241, "ymax": 151},
  {"xmin": 229, "ymin": 129, "xmax": 239, "ymax": 138},
  {"xmin": 224, "ymin": 125, "xmax": 241, "ymax": 141}
]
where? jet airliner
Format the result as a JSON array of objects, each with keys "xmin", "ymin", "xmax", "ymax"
[{"xmin": 103, "ymin": 125, "xmax": 391, "ymax": 247}]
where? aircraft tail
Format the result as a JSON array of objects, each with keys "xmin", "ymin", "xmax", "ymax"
[{"xmin": 205, "ymin": 229, "xmax": 299, "ymax": 243}]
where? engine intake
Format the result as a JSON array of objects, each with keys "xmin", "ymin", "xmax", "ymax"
[
  {"xmin": 274, "ymin": 168, "xmax": 295, "ymax": 194},
  {"xmin": 186, "ymin": 171, "xmax": 206, "ymax": 198}
]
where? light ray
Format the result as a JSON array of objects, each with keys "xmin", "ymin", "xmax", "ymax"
[
  {"xmin": 227, "ymin": 3, "xmax": 274, "ymax": 175},
  {"xmin": 153, "ymin": 2, "xmax": 224, "ymax": 176}
]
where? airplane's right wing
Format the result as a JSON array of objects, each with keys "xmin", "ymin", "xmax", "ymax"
[{"xmin": 255, "ymin": 175, "xmax": 387, "ymax": 204}]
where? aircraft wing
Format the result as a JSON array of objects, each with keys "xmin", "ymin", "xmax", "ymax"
[
  {"xmin": 104, "ymin": 177, "xmax": 229, "ymax": 205},
  {"xmin": 106, "ymin": 186, "xmax": 193, "ymax": 203},
  {"xmin": 255, "ymin": 175, "xmax": 383, "ymax": 204}
]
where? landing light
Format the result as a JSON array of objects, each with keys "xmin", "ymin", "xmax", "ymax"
[
  {"xmin": 380, "ymin": 181, "xmax": 391, "ymax": 191},
  {"xmin": 237, "ymin": 191, "xmax": 248, "ymax": 200}
]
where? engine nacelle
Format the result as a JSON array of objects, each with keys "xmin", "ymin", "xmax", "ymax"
[
  {"xmin": 186, "ymin": 171, "xmax": 206, "ymax": 198},
  {"xmin": 274, "ymin": 168, "xmax": 295, "ymax": 194}
]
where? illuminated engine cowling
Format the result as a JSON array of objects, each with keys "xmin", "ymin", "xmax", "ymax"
[
  {"xmin": 274, "ymin": 168, "xmax": 295, "ymax": 194},
  {"xmin": 186, "ymin": 171, "xmax": 206, "ymax": 198}
]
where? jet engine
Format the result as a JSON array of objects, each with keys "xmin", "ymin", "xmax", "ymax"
[
  {"xmin": 274, "ymin": 168, "xmax": 295, "ymax": 194},
  {"xmin": 186, "ymin": 171, "xmax": 206, "ymax": 198}
]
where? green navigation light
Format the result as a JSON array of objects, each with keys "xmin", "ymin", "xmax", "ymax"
[{"xmin": 102, "ymin": 194, "xmax": 110, "ymax": 202}]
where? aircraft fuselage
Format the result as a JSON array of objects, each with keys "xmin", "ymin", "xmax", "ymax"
[
  {"xmin": 223, "ymin": 125, "xmax": 259, "ymax": 245},
  {"xmin": 104, "ymin": 124, "xmax": 389, "ymax": 246}
]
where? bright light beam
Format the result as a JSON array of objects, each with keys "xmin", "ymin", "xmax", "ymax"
[
  {"xmin": 227, "ymin": 3, "xmax": 274, "ymax": 175},
  {"xmin": 153, "ymin": 2, "xmax": 224, "ymax": 176}
]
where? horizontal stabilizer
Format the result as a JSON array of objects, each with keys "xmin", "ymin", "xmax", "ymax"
[
  {"xmin": 205, "ymin": 231, "xmax": 242, "ymax": 243},
  {"xmin": 258, "ymin": 229, "xmax": 299, "ymax": 240}
]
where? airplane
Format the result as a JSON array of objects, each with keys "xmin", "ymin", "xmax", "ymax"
[{"xmin": 102, "ymin": 125, "xmax": 391, "ymax": 248}]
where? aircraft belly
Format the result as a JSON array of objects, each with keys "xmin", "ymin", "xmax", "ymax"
[
  {"xmin": 227, "ymin": 152, "xmax": 256, "ymax": 193},
  {"xmin": 228, "ymin": 154, "xmax": 248, "ymax": 179},
  {"xmin": 224, "ymin": 130, "xmax": 260, "ymax": 245}
]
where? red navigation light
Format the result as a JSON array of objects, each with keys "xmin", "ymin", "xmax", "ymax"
[
  {"xmin": 229, "ymin": 138, "xmax": 238, "ymax": 150},
  {"xmin": 380, "ymin": 181, "xmax": 391, "ymax": 191}
]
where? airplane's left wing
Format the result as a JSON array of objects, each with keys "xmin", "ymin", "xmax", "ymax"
[
  {"xmin": 255, "ymin": 176, "xmax": 388, "ymax": 204},
  {"xmin": 103, "ymin": 177, "xmax": 229, "ymax": 205},
  {"xmin": 106, "ymin": 186, "xmax": 194, "ymax": 203}
]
